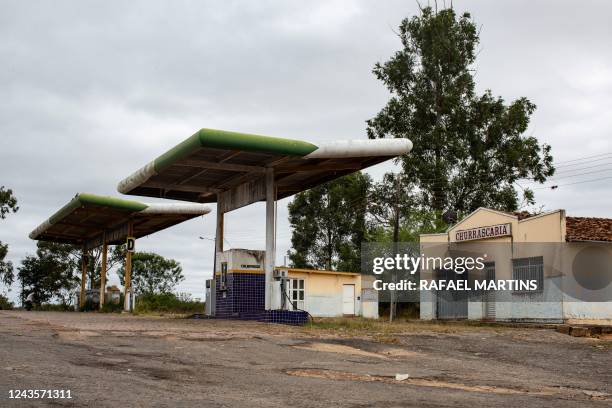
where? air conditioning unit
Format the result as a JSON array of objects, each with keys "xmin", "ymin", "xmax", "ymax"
[{"xmin": 273, "ymin": 269, "xmax": 288, "ymax": 280}]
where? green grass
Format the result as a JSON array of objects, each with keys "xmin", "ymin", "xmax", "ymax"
[
  {"xmin": 134, "ymin": 293, "xmax": 204, "ymax": 315},
  {"xmin": 299, "ymin": 316, "xmax": 511, "ymax": 338},
  {"xmin": 37, "ymin": 303, "xmax": 74, "ymax": 312},
  {"xmin": 100, "ymin": 300, "xmax": 124, "ymax": 313}
]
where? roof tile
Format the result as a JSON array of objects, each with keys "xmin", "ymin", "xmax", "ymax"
[{"xmin": 566, "ymin": 217, "xmax": 612, "ymax": 242}]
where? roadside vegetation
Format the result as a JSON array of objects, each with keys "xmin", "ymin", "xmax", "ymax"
[
  {"xmin": 301, "ymin": 317, "xmax": 511, "ymax": 339},
  {"xmin": 0, "ymin": 293, "xmax": 13, "ymax": 310},
  {"xmin": 133, "ymin": 293, "xmax": 204, "ymax": 315}
]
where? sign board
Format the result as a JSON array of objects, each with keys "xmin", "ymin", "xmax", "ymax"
[
  {"xmin": 454, "ymin": 223, "xmax": 511, "ymax": 242},
  {"xmin": 126, "ymin": 236, "xmax": 136, "ymax": 252}
]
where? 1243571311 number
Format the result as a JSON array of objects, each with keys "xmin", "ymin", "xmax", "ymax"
[{"xmin": 8, "ymin": 389, "xmax": 72, "ymax": 399}]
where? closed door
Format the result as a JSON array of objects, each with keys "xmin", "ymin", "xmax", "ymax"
[
  {"xmin": 436, "ymin": 268, "xmax": 468, "ymax": 320},
  {"xmin": 342, "ymin": 284, "xmax": 355, "ymax": 315}
]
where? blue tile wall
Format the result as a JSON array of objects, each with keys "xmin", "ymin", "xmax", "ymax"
[{"xmin": 214, "ymin": 273, "xmax": 308, "ymax": 325}]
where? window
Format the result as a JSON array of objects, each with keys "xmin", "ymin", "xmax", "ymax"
[
  {"xmin": 512, "ymin": 256, "xmax": 544, "ymax": 293},
  {"xmin": 220, "ymin": 262, "xmax": 228, "ymax": 290},
  {"xmin": 287, "ymin": 278, "xmax": 305, "ymax": 310}
]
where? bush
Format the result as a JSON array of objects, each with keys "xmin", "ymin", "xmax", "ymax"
[
  {"xmin": 36, "ymin": 303, "xmax": 74, "ymax": 312},
  {"xmin": 100, "ymin": 296, "xmax": 124, "ymax": 313},
  {"xmin": 0, "ymin": 294, "xmax": 13, "ymax": 310},
  {"xmin": 134, "ymin": 293, "xmax": 204, "ymax": 314},
  {"xmin": 79, "ymin": 298, "xmax": 98, "ymax": 312}
]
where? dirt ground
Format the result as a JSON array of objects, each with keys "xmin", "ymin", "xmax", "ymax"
[{"xmin": 0, "ymin": 311, "xmax": 610, "ymax": 407}]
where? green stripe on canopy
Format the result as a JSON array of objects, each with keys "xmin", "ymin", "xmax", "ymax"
[
  {"xmin": 48, "ymin": 193, "xmax": 148, "ymax": 225},
  {"xmin": 154, "ymin": 128, "xmax": 318, "ymax": 172}
]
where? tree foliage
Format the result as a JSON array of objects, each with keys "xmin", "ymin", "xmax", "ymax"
[
  {"xmin": 0, "ymin": 186, "xmax": 18, "ymax": 286},
  {"xmin": 0, "ymin": 186, "xmax": 18, "ymax": 219},
  {"xmin": 18, "ymin": 241, "xmax": 81, "ymax": 304},
  {"xmin": 288, "ymin": 172, "xmax": 370, "ymax": 272},
  {"xmin": 368, "ymin": 172, "xmax": 443, "ymax": 242},
  {"xmin": 367, "ymin": 6, "xmax": 554, "ymax": 215},
  {"xmin": 16, "ymin": 241, "xmax": 128, "ymax": 304},
  {"xmin": 117, "ymin": 252, "xmax": 184, "ymax": 295}
]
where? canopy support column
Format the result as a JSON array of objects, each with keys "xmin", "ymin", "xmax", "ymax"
[
  {"xmin": 211, "ymin": 198, "xmax": 224, "ymax": 317},
  {"xmin": 215, "ymin": 199, "xmax": 224, "ymax": 255},
  {"xmin": 123, "ymin": 220, "xmax": 134, "ymax": 312},
  {"xmin": 79, "ymin": 247, "xmax": 87, "ymax": 309},
  {"xmin": 99, "ymin": 234, "xmax": 107, "ymax": 310},
  {"xmin": 265, "ymin": 168, "xmax": 276, "ymax": 310}
]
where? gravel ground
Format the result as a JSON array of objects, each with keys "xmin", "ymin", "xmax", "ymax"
[{"xmin": 0, "ymin": 311, "xmax": 610, "ymax": 407}]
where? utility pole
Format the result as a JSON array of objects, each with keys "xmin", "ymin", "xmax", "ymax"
[{"xmin": 390, "ymin": 173, "xmax": 401, "ymax": 322}]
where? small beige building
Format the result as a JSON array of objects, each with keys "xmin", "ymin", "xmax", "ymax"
[
  {"xmin": 420, "ymin": 208, "xmax": 612, "ymax": 324},
  {"xmin": 207, "ymin": 249, "xmax": 378, "ymax": 319}
]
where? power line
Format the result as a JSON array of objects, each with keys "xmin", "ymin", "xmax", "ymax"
[
  {"xmin": 554, "ymin": 152, "xmax": 612, "ymax": 165},
  {"xmin": 541, "ymin": 168, "xmax": 612, "ymax": 181},
  {"xmin": 555, "ymin": 155, "xmax": 612, "ymax": 168},
  {"xmin": 533, "ymin": 176, "xmax": 612, "ymax": 190},
  {"xmin": 553, "ymin": 162, "xmax": 612, "ymax": 174}
]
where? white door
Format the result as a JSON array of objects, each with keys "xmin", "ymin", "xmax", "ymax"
[
  {"xmin": 342, "ymin": 284, "xmax": 355, "ymax": 315},
  {"xmin": 287, "ymin": 278, "xmax": 305, "ymax": 311}
]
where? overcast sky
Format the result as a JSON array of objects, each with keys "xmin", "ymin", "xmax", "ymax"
[{"xmin": 1, "ymin": 0, "xmax": 611, "ymax": 302}]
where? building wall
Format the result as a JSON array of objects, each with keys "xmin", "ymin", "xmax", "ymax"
[
  {"xmin": 360, "ymin": 275, "xmax": 379, "ymax": 319},
  {"xmin": 213, "ymin": 249, "xmax": 376, "ymax": 319},
  {"xmin": 288, "ymin": 270, "xmax": 362, "ymax": 317},
  {"xmin": 420, "ymin": 208, "xmax": 612, "ymax": 323}
]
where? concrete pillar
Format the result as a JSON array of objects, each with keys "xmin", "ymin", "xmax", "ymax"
[
  {"xmin": 215, "ymin": 198, "xmax": 224, "ymax": 255},
  {"xmin": 79, "ymin": 247, "xmax": 87, "ymax": 309},
  {"xmin": 123, "ymin": 220, "xmax": 134, "ymax": 312},
  {"xmin": 99, "ymin": 238, "xmax": 107, "ymax": 310},
  {"xmin": 265, "ymin": 168, "xmax": 276, "ymax": 310},
  {"xmin": 211, "ymin": 197, "xmax": 224, "ymax": 317}
]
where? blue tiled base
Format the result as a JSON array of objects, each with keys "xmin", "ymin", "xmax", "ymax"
[
  {"xmin": 212, "ymin": 310, "xmax": 309, "ymax": 326},
  {"xmin": 258, "ymin": 310, "xmax": 309, "ymax": 326},
  {"xmin": 214, "ymin": 272, "xmax": 309, "ymax": 325}
]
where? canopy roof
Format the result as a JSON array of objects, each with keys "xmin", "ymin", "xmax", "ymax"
[
  {"xmin": 30, "ymin": 193, "xmax": 210, "ymax": 248},
  {"xmin": 117, "ymin": 128, "xmax": 412, "ymax": 204}
]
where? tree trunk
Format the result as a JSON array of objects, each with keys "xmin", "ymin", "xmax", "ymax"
[{"xmin": 390, "ymin": 174, "xmax": 401, "ymax": 323}]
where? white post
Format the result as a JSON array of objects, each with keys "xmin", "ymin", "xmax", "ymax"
[
  {"xmin": 265, "ymin": 168, "xmax": 276, "ymax": 310},
  {"xmin": 212, "ymin": 197, "xmax": 224, "ymax": 316}
]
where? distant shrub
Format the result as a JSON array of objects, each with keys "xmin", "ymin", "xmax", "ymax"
[
  {"xmin": 100, "ymin": 296, "xmax": 124, "ymax": 313},
  {"xmin": 78, "ymin": 298, "xmax": 98, "ymax": 312},
  {"xmin": 37, "ymin": 302, "xmax": 74, "ymax": 312},
  {"xmin": 134, "ymin": 293, "xmax": 204, "ymax": 314},
  {"xmin": 0, "ymin": 294, "xmax": 13, "ymax": 310}
]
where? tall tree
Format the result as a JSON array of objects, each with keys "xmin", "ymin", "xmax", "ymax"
[
  {"xmin": 18, "ymin": 241, "xmax": 81, "ymax": 304},
  {"xmin": 369, "ymin": 173, "xmax": 435, "ymax": 321},
  {"xmin": 117, "ymin": 252, "xmax": 183, "ymax": 295},
  {"xmin": 367, "ymin": 6, "xmax": 554, "ymax": 216},
  {"xmin": 288, "ymin": 172, "xmax": 370, "ymax": 272},
  {"xmin": 31, "ymin": 242, "xmax": 125, "ymax": 288},
  {"xmin": 17, "ymin": 241, "xmax": 127, "ymax": 304},
  {"xmin": 0, "ymin": 186, "xmax": 18, "ymax": 287},
  {"xmin": 88, "ymin": 245, "xmax": 126, "ymax": 289}
]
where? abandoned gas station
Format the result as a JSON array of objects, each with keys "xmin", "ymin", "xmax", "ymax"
[
  {"xmin": 29, "ymin": 193, "xmax": 210, "ymax": 311},
  {"xmin": 30, "ymin": 128, "xmax": 411, "ymax": 323}
]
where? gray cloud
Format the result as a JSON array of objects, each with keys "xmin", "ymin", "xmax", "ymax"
[{"xmin": 2, "ymin": 0, "xmax": 611, "ymax": 301}]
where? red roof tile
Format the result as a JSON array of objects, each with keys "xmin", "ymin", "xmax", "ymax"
[{"xmin": 566, "ymin": 217, "xmax": 612, "ymax": 242}]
